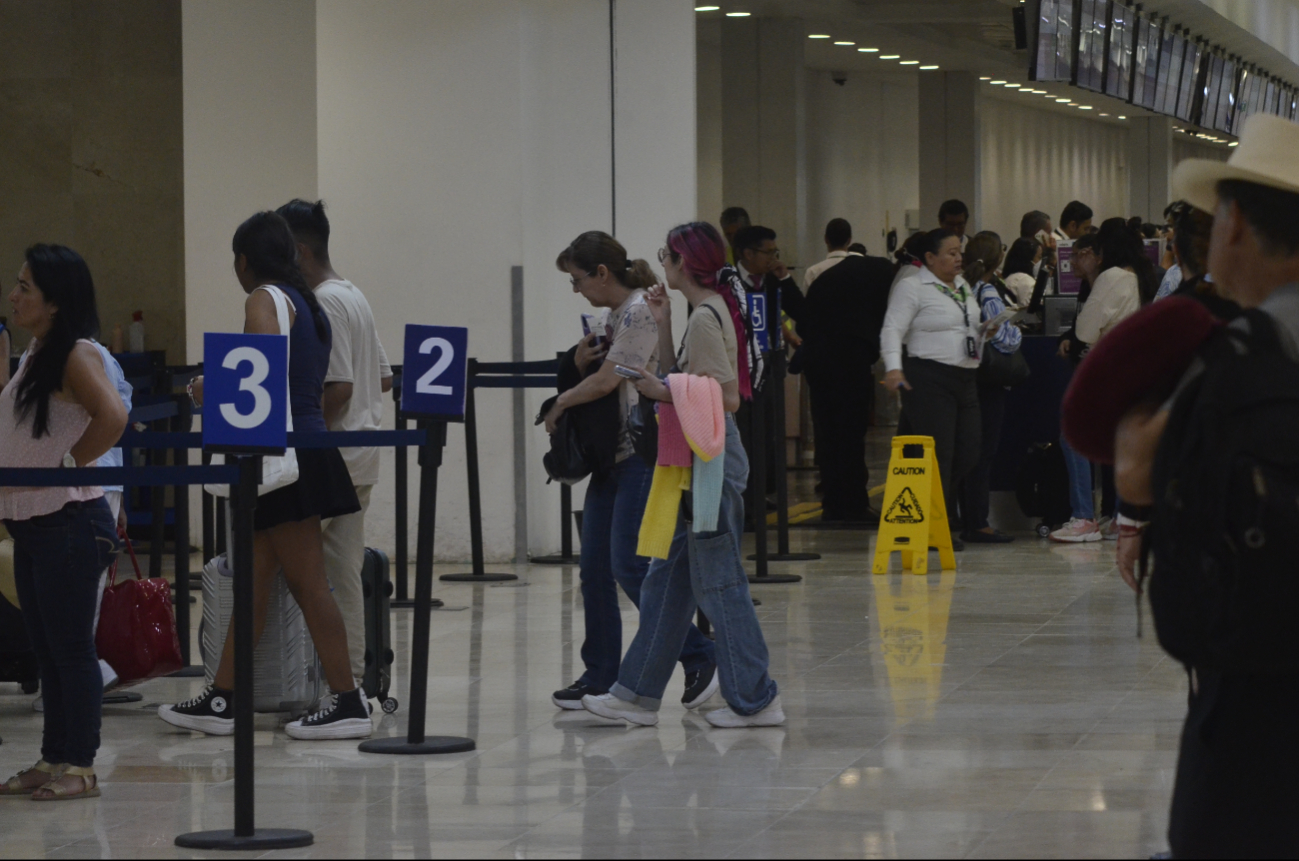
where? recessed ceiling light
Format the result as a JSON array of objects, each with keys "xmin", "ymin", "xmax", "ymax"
[
  {"xmin": 920, "ymin": 65, "xmax": 939, "ymax": 70},
  {"xmin": 858, "ymin": 47, "xmax": 879, "ymax": 52},
  {"xmin": 899, "ymin": 60, "xmax": 919, "ymax": 65},
  {"xmin": 880, "ymin": 55, "xmax": 900, "ymax": 60},
  {"xmin": 1229, "ymin": 141, "xmax": 1239, "ymax": 146},
  {"xmin": 694, "ymin": 4, "xmax": 720, "ymax": 9},
  {"xmin": 1079, "ymin": 105, "xmax": 1093, "ymax": 110},
  {"xmin": 1067, "ymin": 102, "xmax": 1078, "ymax": 106},
  {"xmin": 990, "ymin": 80, "xmax": 1006, "ymax": 85},
  {"xmin": 834, "ymin": 41, "xmax": 855, "ymax": 46},
  {"xmin": 1100, "ymin": 112, "xmax": 1110, "ymax": 116},
  {"xmin": 808, "ymin": 34, "xmax": 830, "ymax": 38},
  {"xmin": 1056, "ymin": 98, "xmax": 1070, "ymax": 102},
  {"xmin": 979, "ymin": 76, "xmax": 992, "ymax": 81},
  {"xmin": 1032, "ymin": 89, "xmax": 1047, "ymax": 94},
  {"xmin": 1118, "ymin": 115, "xmax": 1127, "ymax": 119},
  {"xmin": 725, "ymin": 11, "xmax": 750, "ymax": 16}
]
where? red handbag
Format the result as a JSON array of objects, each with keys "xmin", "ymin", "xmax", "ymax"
[{"xmin": 95, "ymin": 533, "xmax": 184, "ymax": 684}]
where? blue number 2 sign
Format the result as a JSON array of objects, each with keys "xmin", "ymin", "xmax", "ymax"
[
  {"xmin": 203, "ymin": 332, "xmax": 289, "ymax": 452},
  {"xmin": 401, "ymin": 325, "xmax": 469, "ymax": 420}
]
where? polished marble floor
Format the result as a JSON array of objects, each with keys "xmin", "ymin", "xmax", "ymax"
[{"xmin": 0, "ymin": 528, "xmax": 1185, "ymax": 859}]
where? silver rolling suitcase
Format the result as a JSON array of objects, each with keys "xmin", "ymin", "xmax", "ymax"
[{"xmin": 199, "ymin": 553, "xmax": 324, "ymax": 717}]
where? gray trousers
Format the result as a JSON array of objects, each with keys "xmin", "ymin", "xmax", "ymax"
[{"xmin": 899, "ymin": 357, "xmax": 981, "ymax": 522}]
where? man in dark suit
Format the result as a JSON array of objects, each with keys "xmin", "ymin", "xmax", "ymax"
[{"xmin": 798, "ymin": 220, "xmax": 893, "ymax": 522}]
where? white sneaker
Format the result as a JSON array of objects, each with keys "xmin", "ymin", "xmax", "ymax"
[
  {"xmin": 32, "ymin": 696, "xmax": 42, "ymax": 713},
  {"xmin": 99, "ymin": 660, "xmax": 119, "ymax": 690},
  {"xmin": 1049, "ymin": 518, "xmax": 1102, "ymax": 543},
  {"xmin": 580, "ymin": 692, "xmax": 659, "ymax": 727},
  {"xmin": 705, "ymin": 695, "xmax": 786, "ymax": 728}
]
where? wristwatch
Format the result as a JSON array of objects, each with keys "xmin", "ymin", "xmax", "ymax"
[{"xmin": 62, "ymin": 452, "xmax": 77, "ymax": 468}]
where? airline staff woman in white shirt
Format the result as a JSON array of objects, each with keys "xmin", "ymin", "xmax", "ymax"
[{"xmin": 881, "ymin": 229, "xmax": 983, "ymax": 545}]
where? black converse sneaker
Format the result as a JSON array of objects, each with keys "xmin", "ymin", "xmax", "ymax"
[
  {"xmin": 158, "ymin": 686, "xmax": 235, "ymax": 735},
  {"xmin": 682, "ymin": 664, "xmax": 719, "ymax": 709},
  {"xmin": 552, "ymin": 682, "xmax": 606, "ymax": 710},
  {"xmin": 285, "ymin": 688, "xmax": 373, "ymax": 740}
]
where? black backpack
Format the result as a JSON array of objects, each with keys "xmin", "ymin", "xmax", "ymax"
[{"xmin": 1146, "ymin": 309, "xmax": 1299, "ymax": 673}]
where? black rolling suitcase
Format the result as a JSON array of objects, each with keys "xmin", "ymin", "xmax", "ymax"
[
  {"xmin": 1015, "ymin": 442, "xmax": 1073, "ymax": 537},
  {"xmin": 361, "ymin": 548, "xmax": 399, "ymax": 715},
  {"xmin": 0, "ymin": 593, "xmax": 39, "ymax": 695}
]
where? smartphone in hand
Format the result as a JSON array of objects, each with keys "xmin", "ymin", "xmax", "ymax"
[{"xmin": 613, "ymin": 365, "xmax": 644, "ymax": 381}]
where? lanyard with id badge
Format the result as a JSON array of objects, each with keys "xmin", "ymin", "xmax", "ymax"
[{"xmin": 934, "ymin": 281, "xmax": 979, "ymax": 360}]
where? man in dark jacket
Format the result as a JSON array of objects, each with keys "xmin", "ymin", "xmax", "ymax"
[{"xmin": 798, "ymin": 224, "xmax": 893, "ymax": 522}]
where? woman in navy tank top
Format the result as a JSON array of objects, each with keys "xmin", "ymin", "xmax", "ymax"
[{"xmin": 159, "ymin": 212, "xmax": 370, "ymax": 741}]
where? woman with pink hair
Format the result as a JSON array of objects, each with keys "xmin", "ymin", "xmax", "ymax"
[{"xmin": 582, "ymin": 222, "xmax": 783, "ymax": 728}]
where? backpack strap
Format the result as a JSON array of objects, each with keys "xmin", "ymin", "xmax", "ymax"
[{"xmin": 674, "ymin": 302, "xmax": 726, "ymax": 370}]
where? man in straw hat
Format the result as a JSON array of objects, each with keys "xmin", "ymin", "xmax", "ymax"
[{"xmin": 1111, "ymin": 113, "xmax": 1299, "ymax": 858}]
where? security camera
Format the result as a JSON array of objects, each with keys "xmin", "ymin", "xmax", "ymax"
[{"xmin": 832, "ymin": 71, "xmax": 847, "ymax": 86}]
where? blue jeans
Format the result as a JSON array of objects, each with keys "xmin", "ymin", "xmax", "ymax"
[
  {"xmin": 8, "ymin": 499, "xmax": 120, "ymax": 768},
  {"xmin": 1059, "ymin": 434, "xmax": 1094, "ymax": 521},
  {"xmin": 578, "ymin": 455, "xmax": 714, "ymax": 692},
  {"xmin": 611, "ymin": 417, "xmax": 778, "ymax": 715}
]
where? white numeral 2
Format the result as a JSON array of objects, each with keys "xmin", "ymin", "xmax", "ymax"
[{"xmin": 416, "ymin": 337, "xmax": 455, "ymax": 396}]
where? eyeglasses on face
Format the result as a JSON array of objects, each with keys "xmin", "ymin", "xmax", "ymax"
[{"xmin": 569, "ymin": 271, "xmax": 596, "ymax": 288}]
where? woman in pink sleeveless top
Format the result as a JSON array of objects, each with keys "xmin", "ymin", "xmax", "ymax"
[{"xmin": 0, "ymin": 245, "xmax": 128, "ymax": 801}]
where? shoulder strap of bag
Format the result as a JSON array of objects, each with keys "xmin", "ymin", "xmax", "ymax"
[{"xmin": 255, "ymin": 285, "xmax": 293, "ymax": 364}]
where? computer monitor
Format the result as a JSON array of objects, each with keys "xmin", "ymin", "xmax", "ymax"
[
  {"xmin": 1104, "ymin": 2, "xmax": 1136, "ymax": 100},
  {"xmin": 1132, "ymin": 15, "xmax": 1162, "ymax": 110},
  {"xmin": 1176, "ymin": 39, "xmax": 1203, "ymax": 123},
  {"xmin": 1075, "ymin": 0, "xmax": 1108, "ymax": 92},
  {"xmin": 1154, "ymin": 28, "xmax": 1181, "ymax": 116},
  {"xmin": 1029, "ymin": 0, "xmax": 1074, "ymax": 82}
]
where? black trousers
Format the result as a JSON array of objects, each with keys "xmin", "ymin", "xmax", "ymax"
[
  {"xmin": 1169, "ymin": 670, "xmax": 1299, "ymax": 859},
  {"xmin": 958, "ymin": 382, "xmax": 1007, "ymax": 532},
  {"xmin": 898, "ymin": 357, "xmax": 980, "ymax": 521},
  {"xmin": 806, "ymin": 364, "xmax": 872, "ymax": 518}
]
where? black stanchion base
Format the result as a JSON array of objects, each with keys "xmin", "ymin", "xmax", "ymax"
[
  {"xmin": 391, "ymin": 598, "xmax": 444, "ymax": 610},
  {"xmin": 529, "ymin": 554, "xmax": 580, "ymax": 566},
  {"xmin": 747, "ymin": 551, "xmax": 822, "ymax": 561},
  {"xmin": 102, "ymin": 691, "xmax": 143, "ymax": 705},
  {"xmin": 439, "ymin": 573, "xmax": 518, "ymax": 582},
  {"xmin": 747, "ymin": 574, "xmax": 803, "ymax": 584},
  {"xmin": 169, "ymin": 666, "xmax": 206, "ymax": 678},
  {"xmin": 358, "ymin": 736, "xmax": 476, "ymax": 755},
  {"xmin": 175, "ymin": 829, "xmax": 313, "ymax": 851}
]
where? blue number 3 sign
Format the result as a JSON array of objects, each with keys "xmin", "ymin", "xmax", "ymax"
[
  {"xmin": 203, "ymin": 332, "xmax": 289, "ymax": 452},
  {"xmin": 401, "ymin": 325, "xmax": 469, "ymax": 420}
]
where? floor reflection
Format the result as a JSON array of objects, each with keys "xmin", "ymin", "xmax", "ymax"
[{"xmin": 871, "ymin": 571, "xmax": 956, "ymax": 721}]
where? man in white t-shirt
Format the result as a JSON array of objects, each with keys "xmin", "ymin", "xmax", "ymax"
[{"xmin": 278, "ymin": 200, "xmax": 392, "ymax": 688}]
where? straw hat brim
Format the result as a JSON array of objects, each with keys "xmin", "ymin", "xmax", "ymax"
[{"xmin": 1173, "ymin": 157, "xmax": 1299, "ymax": 214}]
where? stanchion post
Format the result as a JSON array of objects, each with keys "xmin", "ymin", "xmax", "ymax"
[
  {"xmin": 175, "ymin": 455, "xmax": 313, "ymax": 851},
  {"xmin": 392, "ymin": 377, "xmax": 413, "ymax": 605},
  {"xmin": 172, "ymin": 398, "xmax": 195, "ymax": 668},
  {"xmin": 361, "ymin": 422, "xmax": 475, "ymax": 754},
  {"xmin": 746, "ymin": 296, "xmax": 801, "ymax": 585},
  {"xmin": 442, "ymin": 360, "xmax": 517, "ymax": 582},
  {"xmin": 767, "ymin": 332, "xmax": 819, "ymax": 562}
]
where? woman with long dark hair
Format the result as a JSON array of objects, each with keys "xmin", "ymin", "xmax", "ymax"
[
  {"xmin": 582, "ymin": 222, "xmax": 783, "ymax": 728},
  {"xmin": 159, "ymin": 211, "xmax": 368, "ymax": 740},
  {"xmin": 0, "ymin": 245, "xmax": 128, "ymax": 800},
  {"xmin": 546, "ymin": 232, "xmax": 719, "ymax": 711}
]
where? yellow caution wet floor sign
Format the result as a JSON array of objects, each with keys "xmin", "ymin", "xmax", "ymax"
[{"xmin": 872, "ymin": 435, "xmax": 956, "ymax": 574}]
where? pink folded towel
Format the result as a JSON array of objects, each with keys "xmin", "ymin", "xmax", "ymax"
[
  {"xmin": 667, "ymin": 374, "xmax": 725, "ymax": 462},
  {"xmin": 656, "ymin": 402, "xmax": 692, "ymax": 468}
]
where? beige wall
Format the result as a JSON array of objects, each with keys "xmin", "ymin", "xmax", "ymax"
[{"xmin": 0, "ymin": 0, "xmax": 184, "ymax": 360}]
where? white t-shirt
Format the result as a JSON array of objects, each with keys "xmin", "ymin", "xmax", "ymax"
[
  {"xmin": 1075, "ymin": 267, "xmax": 1140, "ymax": 345},
  {"xmin": 315, "ymin": 278, "xmax": 392, "ymax": 486},
  {"xmin": 603, "ymin": 291, "xmax": 659, "ymax": 462}
]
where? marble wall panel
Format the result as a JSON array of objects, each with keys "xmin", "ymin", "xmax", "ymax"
[{"xmin": 0, "ymin": 0, "xmax": 183, "ymax": 362}]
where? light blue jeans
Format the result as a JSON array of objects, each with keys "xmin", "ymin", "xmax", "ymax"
[
  {"xmin": 1059, "ymin": 434, "xmax": 1095, "ymax": 521},
  {"xmin": 611, "ymin": 416, "xmax": 779, "ymax": 715}
]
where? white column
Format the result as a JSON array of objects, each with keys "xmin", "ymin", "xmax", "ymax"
[
  {"xmin": 918, "ymin": 71, "xmax": 981, "ymax": 233},
  {"xmin": 1127, "ymin": 116, "xmax": 1173, "ymax": 221},
  {"xmin": 182, "ymin": 0, "xmax": 318, "ymax": 364}
]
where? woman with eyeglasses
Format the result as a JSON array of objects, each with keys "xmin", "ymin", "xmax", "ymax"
[
  {"xmin": 881, "ymin": 229, "xmax": 984, "ymax": 550},
  {"xmin": 582, "ymin": 221, "xmax": 783, "ymax": 729},
  {"xmin": 545, "ymin": 232, "xmax": 718, "ymax": 712}
]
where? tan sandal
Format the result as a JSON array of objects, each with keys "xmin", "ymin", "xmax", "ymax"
[
  {"xmin": 0, "ymin": 761, "xmax": 66, "ymax": 797},
  {"xmin": 31, "ymin": 765, "xmax": 99, "ymax": 801}
]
